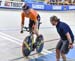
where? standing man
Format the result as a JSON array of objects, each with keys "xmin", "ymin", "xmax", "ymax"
[{"xmin": 50, "ymin": 16, "xmax": 74, "ymax": 61}]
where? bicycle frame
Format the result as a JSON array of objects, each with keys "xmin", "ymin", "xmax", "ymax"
[{"xmin": 23, "ymin": 27, "xmax": 37, "ymax": 51}]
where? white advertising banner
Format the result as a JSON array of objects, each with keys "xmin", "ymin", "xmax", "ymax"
[{"xmin": 0, "ymin": 0, "xmax": 23, "ymax": 8}]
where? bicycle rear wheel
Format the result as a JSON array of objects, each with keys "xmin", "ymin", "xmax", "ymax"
[
  {"xmin": 36, "ymin": 35, "xmax": 44, "ymax": 53},
  {"xmin": 22, "ymin": 36, "xmax": 31, "ymax": 57}
]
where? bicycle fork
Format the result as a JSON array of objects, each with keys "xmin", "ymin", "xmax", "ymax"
[
  {"xmin": 23, "ymin": 41, "xmax": 31, "ymax": 51},
  {"xmin": 32, "ymin": 34, "xmax": 36, "ymax": 45},
  {"xmin": 23, "ymin": 34, "xmax": 36, "ymax": 51}
]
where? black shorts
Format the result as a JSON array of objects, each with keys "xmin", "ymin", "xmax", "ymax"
[
  {"xmin": 29, "ymin": 15, "xmax": 40, "ymax": 31},
  {"xmin": 56, "ymin": 40, "xmax": 69, "ymax": 54}
]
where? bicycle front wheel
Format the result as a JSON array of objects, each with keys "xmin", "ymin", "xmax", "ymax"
[{"xmin": 22, "ymin": 36, "xmax": 31, "ymax": 57}]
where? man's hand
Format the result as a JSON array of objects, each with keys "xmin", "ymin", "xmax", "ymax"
[
  {"xmin": 66, "ymin": 32, "xmax": 73, "ymax": 49},
  {"xmin": 68, "ymin": 43, "xmax": 73, "ymax": 49}
]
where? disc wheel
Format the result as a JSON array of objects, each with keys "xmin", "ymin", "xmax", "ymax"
[{"xmin": 22, "ymin": 36, "xmax": 31, "ymax": 57}]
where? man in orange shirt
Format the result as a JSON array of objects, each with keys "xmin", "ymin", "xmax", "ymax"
[{"xmin": 20, "ymin": 3, "xmax": 40, "ymax": 36}]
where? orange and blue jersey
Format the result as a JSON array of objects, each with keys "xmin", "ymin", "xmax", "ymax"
[{"xmin": 21, "ymin": 9, "xmax": 38, "ymax": 25}]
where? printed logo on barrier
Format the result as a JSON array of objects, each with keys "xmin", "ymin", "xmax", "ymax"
[
  {"xmin": 11, "ymin": 2, "xmax": 23, "ymax": 7},
  {"xmin": 64, "ymin": 6, "xmax": 67, "ymax": 10},
  {"xmin": 69, "ymin": 6, "xmax": 75, "ymax": 10},
  {"xmin": 32, "ymin": 4, "xmax": 44, "ymax": 9},
  {"xmin": 52, "ymin": 6, "xmax": 62, "ymax": 10}
]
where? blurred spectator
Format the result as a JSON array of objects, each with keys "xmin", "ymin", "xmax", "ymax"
[
  {"xmin": 45, "ymin": 0, "xmax": 64, "ymax": 4},
  {"xmin": 5, "ymin": 0, "xmax": 10, "ymax": 6},
  {"xmin": 56, "ymin": 0, "xmax": 63, "ymax": 4},
  {"xmin": 44, "ymin": 0, "xmax": 49, "ymax": 4},
  {"xmin": 64, "ymin": 0, "xmax": 72, "ymax": 4},
  {"xmin": 45, "ymin": 0, "xmax": 56, "ymax": 4},
  {"xmin": 50, "ymin": 0, "xmax": 56, "ymax": 4},
  {"xmin": 73, "ymin": 0, "xmax": 75, "ymax": 3}
]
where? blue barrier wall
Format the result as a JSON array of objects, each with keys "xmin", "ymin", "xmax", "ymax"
[
  {"xmin": 0, "ymin": 1, "xmax": 75, "ymax": 11},
  {"xmin": 27, "ymin": 3, "xmax": 75, "ymax": 11}
]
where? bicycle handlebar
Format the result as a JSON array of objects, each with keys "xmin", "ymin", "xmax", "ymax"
[
  {"xmin": 23, "ymin": 27, "xmax": 30, "ymax": 32},
  {"xmin": 23, "ymin": 22, "xmax": 42, "ymax": 32}
]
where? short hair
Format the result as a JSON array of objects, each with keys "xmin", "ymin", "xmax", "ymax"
[{"xmin": 50, "ymin": 16, "xmax": 60, "ymax": 22}]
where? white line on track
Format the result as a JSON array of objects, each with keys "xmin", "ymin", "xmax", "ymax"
[
  {"xmin": 0, "ymin": 32, "xmax": 22, "ymax": 43},
  {"xmin": 0, "ymin": 33, "xmax": 21, "ymax": 45}
]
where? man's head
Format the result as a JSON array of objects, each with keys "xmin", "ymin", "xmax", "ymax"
[
  {"xmin": 50, "ymin": 16, "xmax": 60, "ymax": 26},
  {"xmin": 22, "ymin": 3, "xmax": 30, "ymax": 13}
]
